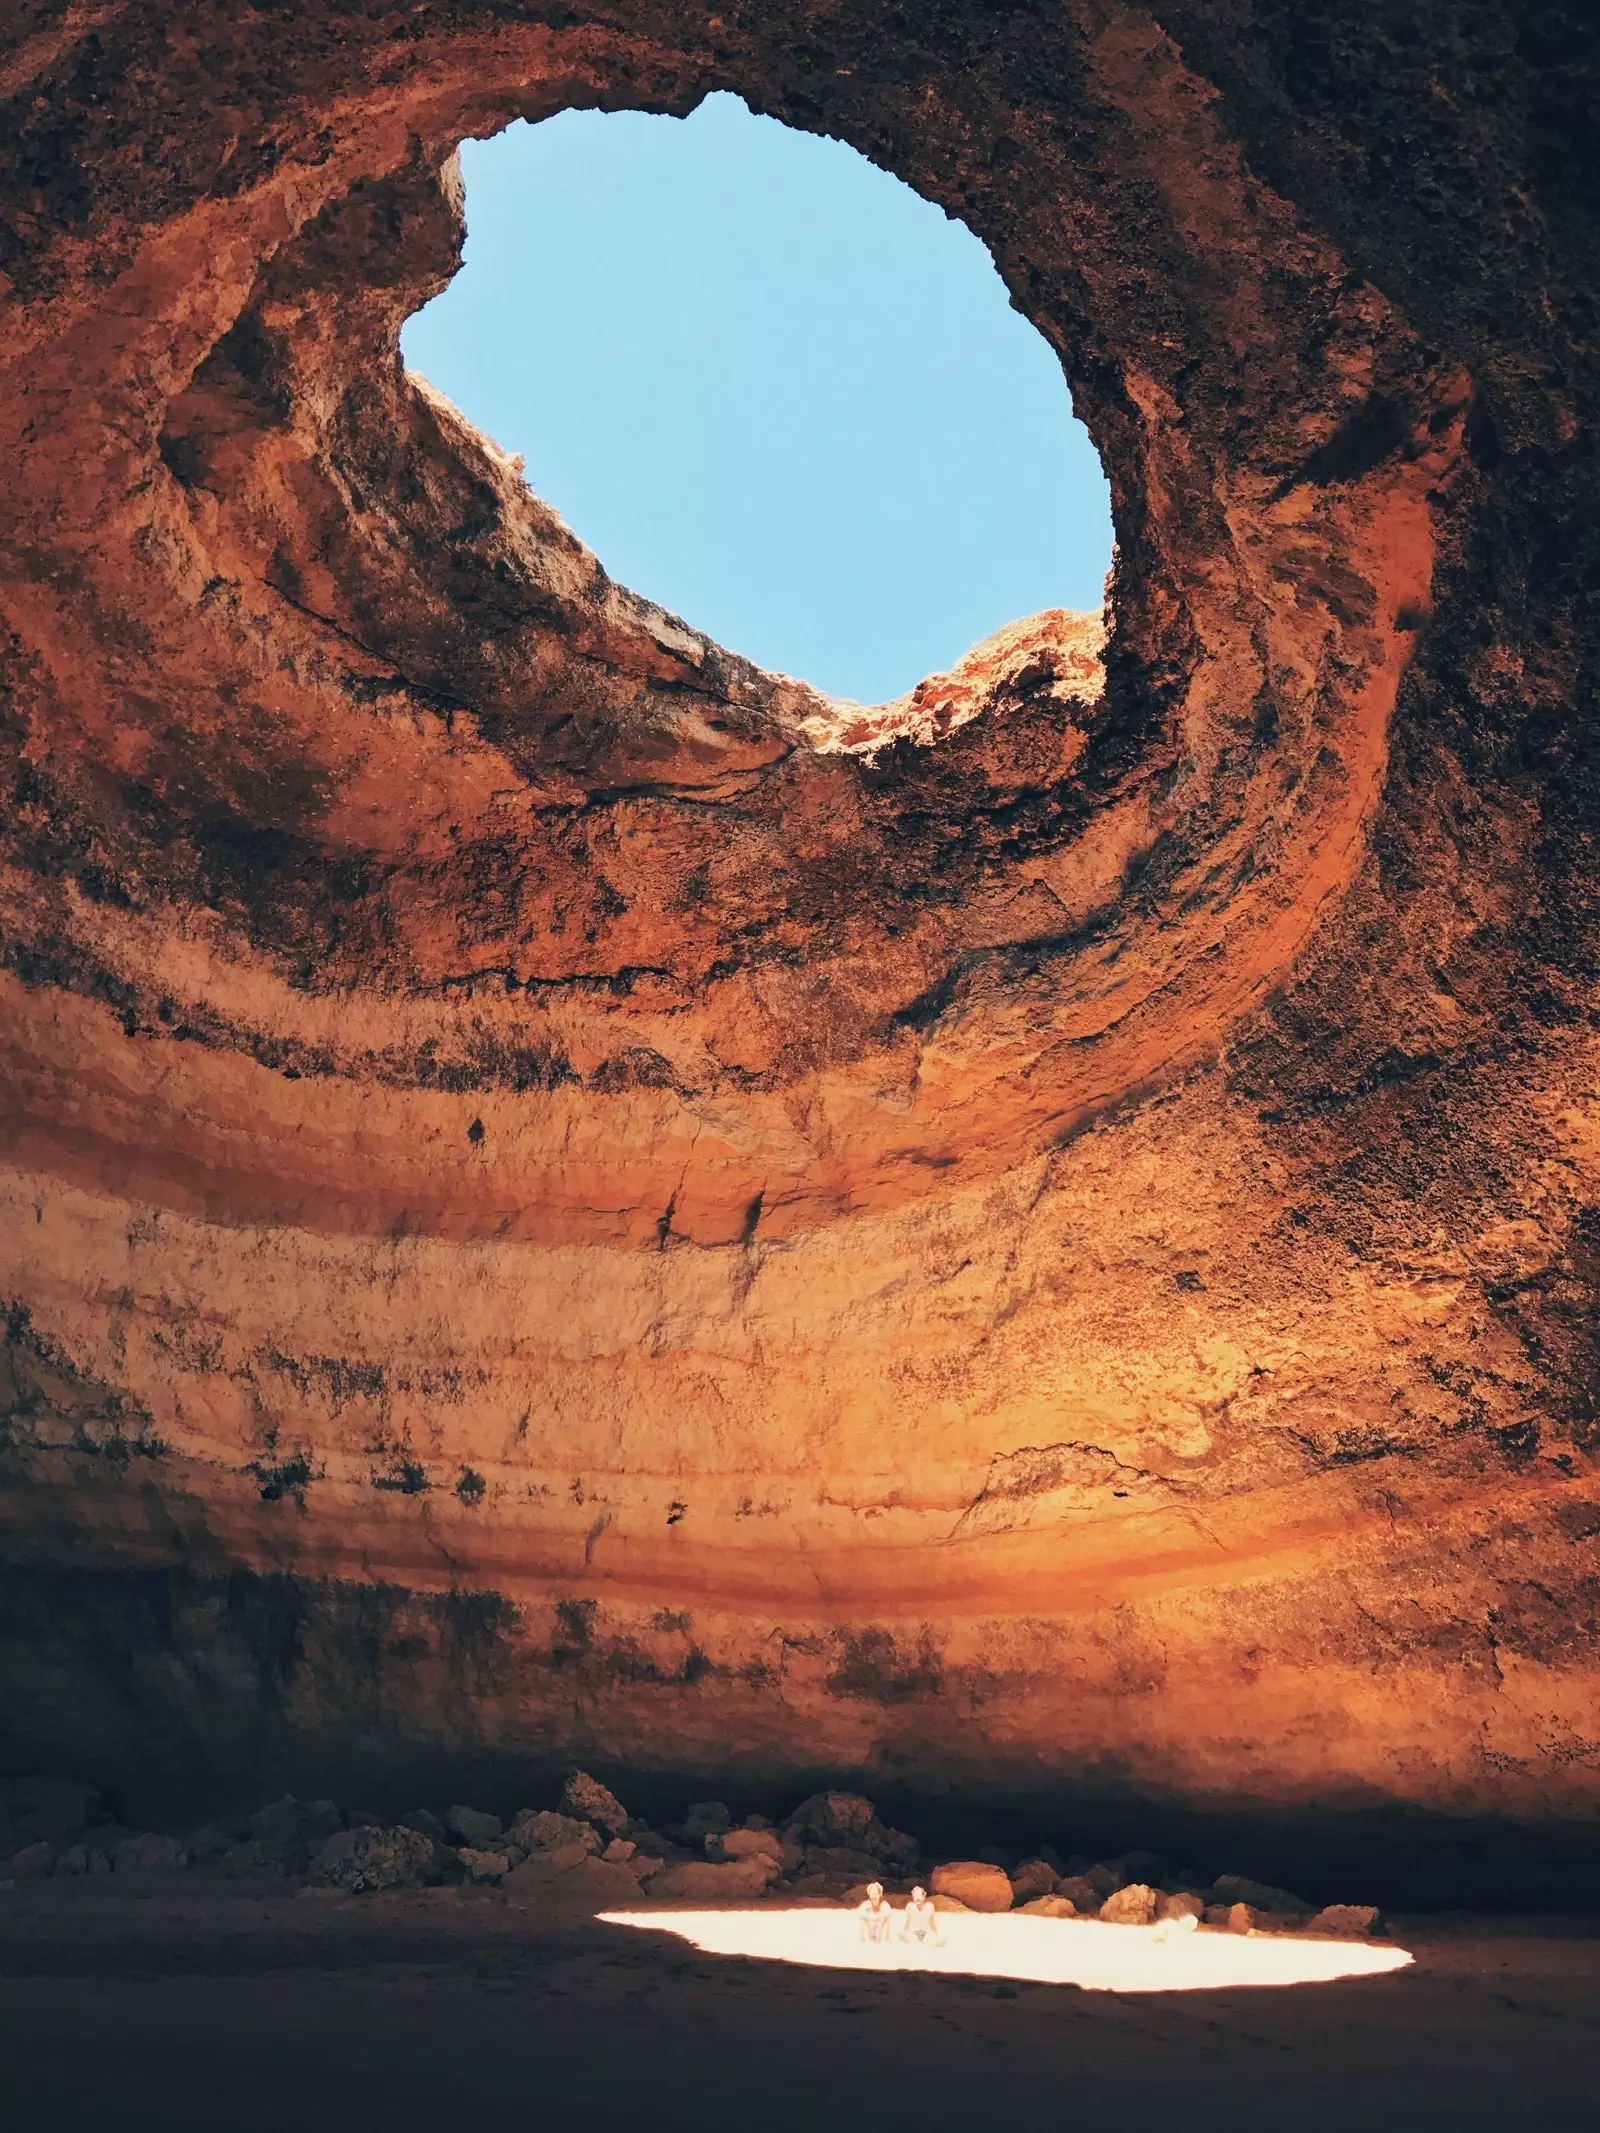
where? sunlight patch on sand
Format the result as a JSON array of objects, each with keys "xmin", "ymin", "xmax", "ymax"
[{"xmin": 600, "ymin": 1908, "xmax": 1413, "ymax": 1994}]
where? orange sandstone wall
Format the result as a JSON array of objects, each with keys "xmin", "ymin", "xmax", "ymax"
[{"xmin": 1, "ymin": 0, "xmax": 1598, "ymax": 1834}]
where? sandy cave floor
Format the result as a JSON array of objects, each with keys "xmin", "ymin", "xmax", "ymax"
[{"xmin": 3, "ymin": 1882, "xmax": 1600, "ymax": 2132}]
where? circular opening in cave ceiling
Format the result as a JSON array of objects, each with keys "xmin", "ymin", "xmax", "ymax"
[{"xmin": 400, "ymin": 92, "xmax": 1113, "ymax": 706}]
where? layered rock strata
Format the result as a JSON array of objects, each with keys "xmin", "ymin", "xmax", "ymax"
[{"xmin": 1, "ymin": 1, "xmax": 1598, "ymax": 1856}]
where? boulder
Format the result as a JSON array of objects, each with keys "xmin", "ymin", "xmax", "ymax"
[
  {"xmin": 1010, "ymin": 1859, "xmax": 1059, "ymax": 1903},
  {"xmin": 673, "ymin": 1801, "xmax": 734, "ymax": 1846},
  {"xmin": 1084, "ymin": 1863, "xmax": 1125, "ymax": 1897},
  {"xmin": 185, "ymin": 1818, "xmax": 249, "ymax": 1861},
  {"xmin": 1016, "ymin": 1894, "xmax": 1076, "ymax": 1917},
  {"xmin": 1055, "ymin": 1874, "xmax": 1101, "ymax": 1913},
  {"xmin": 1224, "ymin": 1900, "xmax": 1301, "ymax": 1933},
  {"xmin": 399, "ymin": 1808, "xmax": 445, "ymax": 1842},
  {"xmin": 222, "ymin": 1840, "xmax": 283, "ymax": 1879},
  {"xmin": 512, "ymin": 1841, "xmax": 593, "ymax": 1880},
  {"xmin": 1099, "ymin": 1882, "xmax": 1158, "ymax": 1925},
  {"xmin": 930, "ymin": 1861, "xmax": 1014, "ymax": 1913},
  {"xmin": 560, "ymin": 1770, "xmax": 628, "ymax": 1838},
  {"xmin": 457, "ymin": 1847, "xmax": 510, "ymax": 1884},
  {"xmin": 785, "ymin": 1791, "xmax": 874, "ymax": 1849},
  {"xmin": 1305, "ymin": 1904, "xmax": 1380, "ymax": 1937},
  {"xmin": 310, "ymin": 1825, "xmax": 434, "ymax": 1894},
  {"xmin": 646, "ymin": 1857, "xmax": 775, "ymax": 1901},
  {"xmin": 11, "ymin": 1840, "xmax": 55, "ymax": 1878},
  {"xmin": 113, "ymin": 1832, "xmax": 189, "ymax": 1875},
  {"xmin": 1156, "ymin": 1890, "xmax": 1206, "ymax": 1922},
  {"xmin": 248, "ymin": 1796, "xmax": 342, "ymax": 1874},
  {"xmin": 444, "ymin": 1804, "xmax": 503, "ymax": 1849},
  {"xmin": 930, "ymin": 1894, "xmax": 972, "ymax": 1913},
  {"xmin": 507, "ymin": 1810, "xmax": 598, "ymax": 1860},
  {"xmin": 1211, "ymin": 1872, "xmax": 1311, "ymax": 1914},
  {"xmin": 715, "ymin": 1827, "xmax": 782, "ymax": 1866},
  {"xmin": 801, "ymin": 1845, "xmax": 885, "ymax": 1882},
  {"xmin": 601, "ymin": 1837, "xmax": 638, "ymax": 1864}
]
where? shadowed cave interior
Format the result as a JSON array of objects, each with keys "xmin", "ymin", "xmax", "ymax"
[{"xmin": 2, "ymin": 11, "xmax": 1600, "ymax": 2090}]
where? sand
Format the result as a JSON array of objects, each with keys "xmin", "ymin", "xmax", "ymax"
[{"xmin": 3, "ymin": 1880, "xmax": 1598, "ymax": 2132}]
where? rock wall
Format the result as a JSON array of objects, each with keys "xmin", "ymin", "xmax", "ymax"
[{"xmin": 2, "ymin": 1, "xmax": 1598, "ymax": 1849}]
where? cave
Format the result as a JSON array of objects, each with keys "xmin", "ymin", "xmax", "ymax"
[{"xmin": 2, "ymin": 2, "xmax": 1599, "ymax": 2119}]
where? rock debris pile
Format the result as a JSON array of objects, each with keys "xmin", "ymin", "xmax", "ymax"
[{"xmin": 0, "ymin": 1773, "xmax": 1378, "ymax": 1937}]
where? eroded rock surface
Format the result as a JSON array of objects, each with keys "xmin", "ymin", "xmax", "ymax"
[{"xmin": 1, "ymin": 0, "xmax": 1598, "ymax": 1865}]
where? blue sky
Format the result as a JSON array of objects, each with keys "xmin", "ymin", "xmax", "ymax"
[{"xmin": 401, "ymin": 94, "xmax": 1112, "ymax": 706}]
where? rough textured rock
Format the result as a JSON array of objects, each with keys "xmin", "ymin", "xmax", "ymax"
[
  {"xmin": 560, "ymin": 1771, "xmax": 629, "ymax": 1838},
  {"xmin": 310, "ymin": 1824, "xmax": 434, "ymax": 1893},
  {"xmin": 1010, "ymin": 1860, "xmax": 1061, "ymax": 1903},
  {"xmin": 931, "ymin": 1862, "xmax": 1015, "ymax": 1914},
  {"xmin": 1099, "ymin": 1881, "xmax": 1159, "ymax": 1925},
  {"xmin": 0, "ymin": 0, "xmax": 1598, "ymax": 1881},
  {"xmin": 645, "ymin": 1857, "xmax": 776, "ymax": 1901},
  {"xmin": 1156, "ymin": 1890, "xmax": 1207, "ymax": 1923},
  {"xmin": 1305, "ymin": 1904, "xmax": 1380, "ymax": 1938},
  {"xmin": 444, "ymin": 1805, "xmax": 504, "ymax": 1850},
  {"xmin": 1017, "ymin": 1894, "xmax": 1077, "ymax": 1918},
  {"xmin": 507, "ymin": 1811, "xmax": 599, "ymax": 1860},
  {"xmin": 457, "ymin": 1846, "xmax": 510, "ymax": 1884},
  {"xmin": 112, "ymin": 1832, "xmax": 190, "ymax": 1875}
]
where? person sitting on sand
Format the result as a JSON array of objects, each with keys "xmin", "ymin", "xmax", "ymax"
[
  {"xmin": 856, "ymin": 1881, "xmax": 895, "ymax": 1944},
  {"xmin": 900, "ymin": 1887, "xmax": 944, "ymax": 1947}
]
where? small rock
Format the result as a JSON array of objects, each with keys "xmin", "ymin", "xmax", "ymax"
[
  {"xmin": 1099, "ymin": 1882, "xmax": 1158, "ymax": 1926},
  {"xmin": 930, "ymin": 1893, "xmax": 972, "ymax": 1913},
  {"xmin": 1152, "ymin": 1911, "xmax": 1200, "ymax": 1944},
  {"xmin": 55, "ymin": 1845, "xmax": 89, "ymax": 1876},
  {"xmin": 601, "ymin": 1838, "xmax": 638, "ymax": 1864},
  {"xmin": 646, "ymin": 1857, "xmax": 775, "ymax": 1901},
  {"xmin": 1156, "ymin": 1890, "xmax": 1205, "ymax": 1923},
  {"xmin": 1016, "ymin": 1894, "xmax": 1076, "ymax": 1917},
  {"xmin": 113, "ymin": 1832, "xmax": 189, "ymax": 1875},
  {"xmin": 11, "ymin": 1841, "xmax": 55, "ymax": 1879},
  {"xmin": 310, "ymin": 1825, "xmax": 434, "ymax": 1895},
  {"xmin": 1203, "ymin": 1904, "xmax": 1233, "ymax": 1927},
  {"xmin": 1010, "ymin": 1860, "xmax": 1059, "ymax": 1904},
  {"xmin": 930, "ymin": 1862, "xmax": 1014, "ymax": 1914},
  {"xmin": 630, "ymin": 1853, "xmax": 666, "ymax": 1881},
  {"xmin": 457, "ymin": 1847, "xmax": 510, "ymax": 1884},
  {"xmin": 1225, "ymin": 1901, "xmax": 1259, "ymax": 1934},
  {"xmin": 1084, "ymin": 1863, "xmax": 1125, "ymax": 1897},
  {"xmin": 399, "ymin": 1808, "xmax": 445, "ymax": 1842},
  {"xmin": 444, "ymin": 1805, "xmax": 503, "ymax": 1849},
  {"xmin": 1304, "ymin": 1903, "xmax": 1379, "ymax": 1937},
  {"xmin": 560, "ymin": 1770, "xmax": 628, "ymax": 1838}
]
